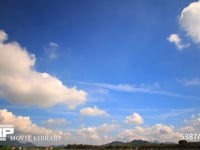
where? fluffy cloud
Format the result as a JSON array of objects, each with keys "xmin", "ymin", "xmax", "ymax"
[
  {"xmin": 178, "ymin": 126, "xmax": 196, "ymax": 133},
  {"xmin": 179, "ymin": 0, "xmax": 200, "ymax": 44},
  {"xmin": 1, "ymin": 109, "xmax": 199, "ymax": 145},
  {"xmin": 118, "ymin": 124, "xmax": 180, "ymax": 142},
  {"xmin": 0, "ymin": 30, "xmax": 87, "ymax": 109},
  {"xmin": 98, "ymin": 123, "xmax": 119, "ymax": 133},
  {"xmin": 0, "ymin": 109, "xmax": 116, "ymax": 145},
  {"xmin": 0, "ymin": 109, "xmax": 74, "ymax": 145},
  {"xmin": 125, "ymin": 113, "xmax": 144, "ymax": 125},
  {"xmin": 80, "ymin": 106, "xmax": 109, "ymax": 116},
  {"xmin": 0, "ymin": 109, "xmax": 56, "ymax": 136},
  {"xmin": 184, "ymin": 113, "xmax": 200, "ymax": 127},
  {"xmin": 76, "ymin": 124, "xmax": 118, "ymax": 144},
  {"xmin": 0, "ymin": 30, "xmax": 7, "ymax": 43},
  {"xmin": 167, "ymin": 33, "xmax": 189, "ymax": 50},
  {"xmin": 77, "ymin": 127, "xmax": 99, "ymax": 141},
  {"xmin": 168, "ymin": 1, "xmax": 200, "ymax": 49}
]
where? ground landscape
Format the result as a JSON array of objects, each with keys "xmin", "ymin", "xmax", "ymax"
[{"xmin": 1, "ymin": 140, "xmax": 200, "ymax": 149}]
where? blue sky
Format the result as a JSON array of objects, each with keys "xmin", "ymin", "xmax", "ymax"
[{"xmin": 0, "ymin": 0, "xmax": 200, "ymax": 145}]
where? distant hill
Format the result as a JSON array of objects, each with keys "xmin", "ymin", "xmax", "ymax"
[
  {"xmin": 106, "ymin": 139, "xmax": 150, "ymax": 146},
  {"xmin": 128, "ymin": 139, "xmax": 149, "ymax": 145},
  {"xmin": 105, "ymin": 141, "xmax": 125, "ymax": 146},
  {"xmin": 163, "ymin": 141, "xmax": 176, "ymax": 144},
  {"xmin": 106, "ymin": 139, "xmax": 178, "ymax": 146}
]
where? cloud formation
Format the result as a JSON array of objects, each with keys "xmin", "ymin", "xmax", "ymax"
[
  {"xmin": 77, "ymin": 127, "xmax": 100, "ymax": 140},
  {"xmin": 168, "ymin": 1, "xmax": 200, "ymax": 49},
  {"xmin": 178, "ymin": 126, "xmax": 196, "ymax": 133},
  {"xmin": 76, "ymin": 124, "xmax": 118, "ymax": 144},
  {"xmin": 0, "ymin": 30, "xmax": 87, "ymax": 109},
  {"xmin": 184, "ymin": 113, "xmax": 200, "ymax": 127},
  {"xmin": 0, "ymin": 109, "xmax": 55, "ymax": 136},
  {"xmin": 118, "ymin": 124, "xmax": 180, "ymax": 142},
  {"xmin": 125, "ymin": 113, "xmax": 144, "ymax": 125},
  {"xmin": 0, "ymin": 109, "xmax": 73, "ymax": 145},
  {"xmin": 180, "ymin": 0, "xmax": 200, "ymax": 44},
  {"xmin": 0, "ymin": 109, "xmax": 115, "ymax": 145},
  {"xmin": 167, "ymin": 33, "xmax": 189, "ymax": 50},
  {"xmin": 80, "ymin": 106, "xmax": 109, "ymax": 116},
  {"xmin": 1, "ymin": 109, "xmax": 199, "ymax": 145}
]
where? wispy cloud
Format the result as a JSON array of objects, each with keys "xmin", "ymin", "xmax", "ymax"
[
  {"xmin": 74, "ymin": 81, "xmax": 158, "ymax": 93},
  {"xmin": 44, "ymin": 42, "xmax": 59, "ymax": 59},
  {"xmin": 152, "ymin": 108, "xmax": 195, "ymax": 120},
  {"xmin": 49, "ymin": 42, "xmax": 59, "ymax": 48},
  {"xmin": 179, "ymin": 78, "xmax": 200, "ymax": 86},
  {"xmin": 73, "ymin": 81, "xmax": 198, "ymax": 100},
  {"xmin": 167, "ymin": 33, "xmax": 189, "ymax": 50}
]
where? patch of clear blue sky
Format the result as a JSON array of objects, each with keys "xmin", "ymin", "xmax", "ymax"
[{"xmin": 0, "ymin": 0, "xmax": 199, "ymax": 128}]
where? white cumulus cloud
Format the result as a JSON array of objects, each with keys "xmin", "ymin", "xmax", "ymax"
[
  {"xmin": 80, "ymin": 106, "xmax": 109, "ymax": 116},
  {"xmin": 168, "ymin": 0, "xmax": 200, "ymax": 49},
  {"xmin": 0, "ymin": 109, "xmax": 116, "ymax": 145},
  {"xmin": 1, "ymin": 109, "xmax": 199, "ymax": 145},
  {"xmin": 76, "ymin": 124, "xmax": 118, "ymax": 145},
  {"xmin": 125, "ymin": 113, "xmax": 144, "ymax": 125},
  {"xmin": 180, "ymin": 0, "xmax": 200, "ymax": 44},
  {"xmin": 178, "ymin": 126, "xmax": 196, "ymax": 133},
  {"xmin": 0, "ymin": 109, "xmax": 55, "ymax": 136},
  {"xmin": 184, "ymin": 113, "xmax": 200, "ymax": 127},
  {"xmin": 118, "ymin": 124, "xmax": 180, "ymax": 142},
  {"xmin": 0, "ymin": 109, "xmax": 73, "ymax": 145},
  {"xmin": 0, "ymin": 30, "xmax": 87, "ymax": 109},
  {"xmin": 77, "ymin": 127, "xmax": 100, "ymax": 141}
]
